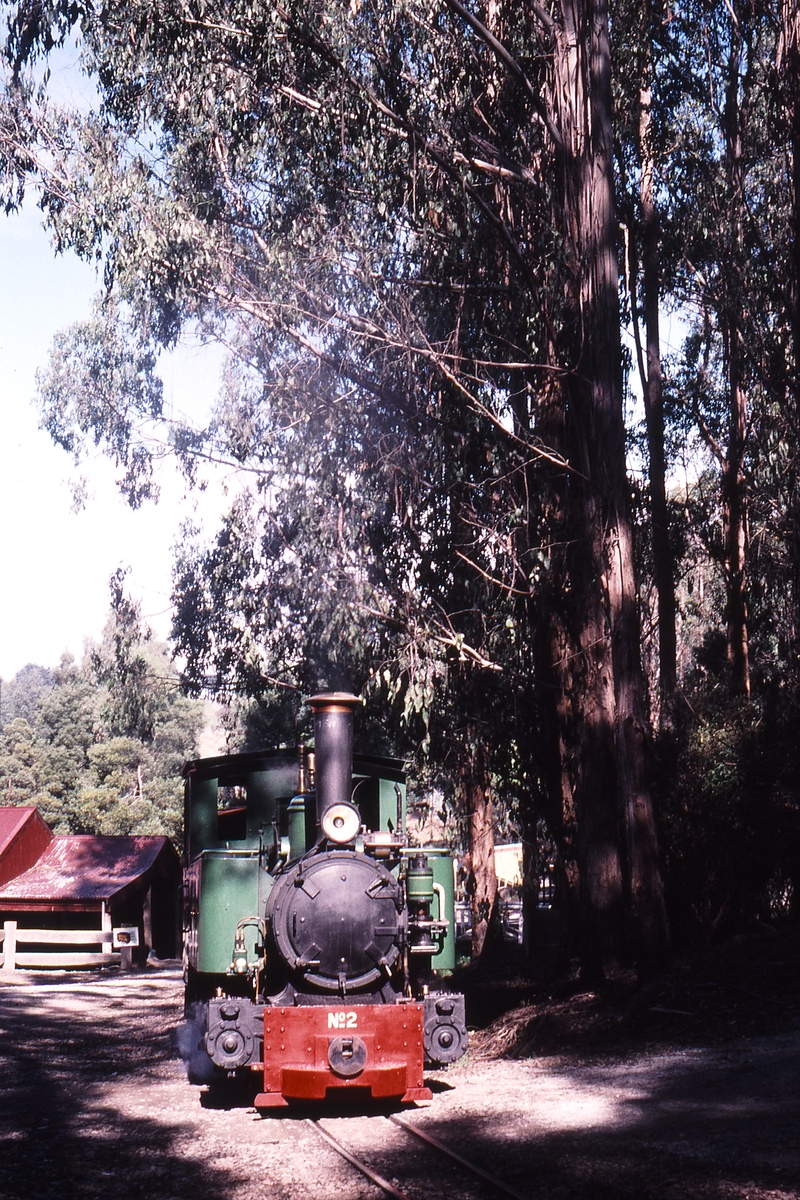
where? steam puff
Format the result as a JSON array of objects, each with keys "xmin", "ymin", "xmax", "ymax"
[{"xmin": 176, "ymin": 1003, "xmax": 217, "ymax": 1084}]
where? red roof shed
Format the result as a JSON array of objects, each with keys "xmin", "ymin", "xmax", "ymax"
[
  {"xmin": 0, "ymin": 808, "xmax": 53, "ymax": 888},
  {"xmin": 0, "ymin": 811, "xmax": 181, "ymax": 963},
  {"xmin": 0, "ymin": 835, "xmax": 179, "ymax": 910}
]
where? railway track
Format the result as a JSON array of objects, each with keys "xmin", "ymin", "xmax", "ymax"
[{"xmin": 308, "ymin": 1113, "xmax": 531, "ymax": 1200}]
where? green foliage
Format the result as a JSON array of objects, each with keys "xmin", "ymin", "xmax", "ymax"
[
  {"xmin": 79, "ymin": 736, "xmax": 184, "ymax": 838},
  {"xmin": 8, "ymin": 0, "xmax": 556, "ymax": 836},
  {"xmin": 92, "ymin": 567, "xmax": 165, "ymax": 740},
  {"xmin": 4, "ymin": 0, "xmax": 562, "ymax": 518},
  {"xmin": 36, "ymin": 306, "xmax": 164, "ymax": 508},
  {"xmin": 0, "ymin": 582, "xmax": 203, "ymax": 841},
  {"xmin": 0, "ymin": 717, "xmax": 51, "ymax": 808},
  {"xmin": 656, "ymin": 689, "xmax": 800, "ymax": 943},
  {"xmin": 0, "ymin": 663, "xmax": 53, "ymax": 726}
]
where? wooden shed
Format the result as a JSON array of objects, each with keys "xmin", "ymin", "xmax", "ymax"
[
  {"xmin": 0, "ymin": 810, "xmax": 181, "ymax": 970},
  {"xmin": 0, "ymin": 807, "xmax": 53, "ymax": 888}
]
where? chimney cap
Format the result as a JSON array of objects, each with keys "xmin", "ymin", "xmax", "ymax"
[{"xmin": 308, "ymin": 692, "xmax": 361, "ymax": 713}]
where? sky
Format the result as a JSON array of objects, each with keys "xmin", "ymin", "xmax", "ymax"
[{"xmin": 0, "ymin": 202, "xmax": 228, "ymax": 682}]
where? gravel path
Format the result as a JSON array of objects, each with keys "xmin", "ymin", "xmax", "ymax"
[{"xmin": 0, "ymin": 967, "xmax": 798, "ymax": 1199}]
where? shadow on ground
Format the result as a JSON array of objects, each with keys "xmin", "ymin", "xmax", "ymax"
[
  {"xmin": 428, "ymin": 1039, "xmax": 800, "ymax": 1199},
  {"xmin": 0, "ymin": 938, "xmax": 798, "ymax": 1200},
  {"xmin": 0, "ymin": 975, "xmax": 235, "ymax": 1200}
]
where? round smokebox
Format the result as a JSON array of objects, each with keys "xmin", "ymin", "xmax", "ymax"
[{"xmin": 266, "ymin": 849, "xmax": 403, "ymax": 991}]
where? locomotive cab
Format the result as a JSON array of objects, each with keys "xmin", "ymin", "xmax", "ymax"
[{"xmin": 181, "ymin": 693, "xmax": 467, "ymax": 1108}]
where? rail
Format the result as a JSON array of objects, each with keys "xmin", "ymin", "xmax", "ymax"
[
  {"xmin": 308, "ymin": 1114, "xmax": 532, "ymax": 1200},
  {"xmin": 0, "ymin": 920, "xmax": 122, "ymax": 971}
]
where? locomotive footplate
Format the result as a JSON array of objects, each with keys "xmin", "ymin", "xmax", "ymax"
[{"xmin": 254, "ymin": 1003, "xmax": 432, "ymax": 1109}]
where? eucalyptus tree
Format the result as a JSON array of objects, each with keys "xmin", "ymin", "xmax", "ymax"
[
  {"xmin": 781, "ymin": 0, "xmax": 800, "ymax": 394},
  {"xmin": 170, "ymin": 358, "xmax": 519, "ymax": 956},
  {"xmin": 778, "ymin": 0, "xmax": 800, "ymax": 671},
  {"xmin": 2, "ymin": 0, "xmax": 669, "ymax": 971},
  {"xmin": 658, "ymin": 0, "xmax": 792, "ymax": 698},
  {"xmin": 612, "ymin": 0, "xmax": 680, "ymax": 731}
]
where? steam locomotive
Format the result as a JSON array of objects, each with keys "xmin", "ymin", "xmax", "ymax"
[{"xmin": 181, "ymin": 693, "xmax": 467, "ymax": 1109}]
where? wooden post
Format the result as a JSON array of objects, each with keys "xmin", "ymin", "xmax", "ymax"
[
  {"xmin": 101, "ymin": 902, "xmax": 113, "ymax": 956},
  {"xmin": 143, "ymin": 886, "xmax": 153, "ymax": 961},
  {"xmin": 2, "ymin": 921, "xmax": 17, "ymax": 972}
]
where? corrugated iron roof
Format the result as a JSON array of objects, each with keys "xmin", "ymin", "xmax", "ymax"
[
  {"xmin": 0, "ymin": 835, "xmax": 173, "ymax": 903},
  {"xmin": 0, "ymin": 806, "xmax": 54, "ymax": 888},
  {"xmin": 0, "ymin": 807, "xmax": 39, "ymax": 856}
]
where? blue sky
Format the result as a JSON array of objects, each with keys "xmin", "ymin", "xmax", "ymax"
[{"xmin": 0, "ymin": 202, "xmax": 226, "ymax": 681}]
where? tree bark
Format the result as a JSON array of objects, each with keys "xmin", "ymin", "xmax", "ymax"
[
  {"xmin": 638, "ymin": 57, "xmax": 677, "ymax": 730},
  {"xmin": 722, "ymin": 358, "xmax": 750, "ymax": 697},
  {"xmin": 721, "ymin": 26, "xmax": 751, "ymax": 698},
  {"xmin": 782, "ymin": 0, "xmax": 800, "ymax": 666},
  {"xmin": 784, "ymin": 0, "xmax": 800, "ymax": 401},
  {"xmin": 460, "ymin": 724, "xmax": 498, "ymax": 959},
  {"xmin": 542, "ymin": 0, "xmax": 669, "ymax": 977}
]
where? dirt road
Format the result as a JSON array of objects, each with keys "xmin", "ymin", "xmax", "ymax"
[{"xmin": 0, "ymin": 967, "xmax": 798, "ymax": 1199}]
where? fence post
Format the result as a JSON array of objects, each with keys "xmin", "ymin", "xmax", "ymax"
[
  {"xmin": 101, "ymin": 902, "xmax": 113, "ymax": 955},
  {"xmin": 2, "ymin": 921, "xmax": 17, "ymax": 972}
]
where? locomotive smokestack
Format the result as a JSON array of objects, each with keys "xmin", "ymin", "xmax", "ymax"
[{"xmin": 308, "ymin": 692, "xmax": 361, "ymax": 828}]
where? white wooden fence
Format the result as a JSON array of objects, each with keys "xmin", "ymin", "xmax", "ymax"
[{"xmin": 0, "ymin": 920, "xmax": 124, "ymax": 971}]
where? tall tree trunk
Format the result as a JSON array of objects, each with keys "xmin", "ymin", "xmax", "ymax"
[
  {"xmin": 460, "ymin": 723, "xmax": 498, "ymax": 959},
  {"xmin": 722, "ymin": 28, "xmax": 751, "ymax": 698},
  {"xmin": 782, "ymin": 0, "xmax": 800, "ymax": 664},
  {"xmin": 521, "ymin": 370, "xmax": 584, "ymax": 959},
  {"xmin": 785, "ymin": 0, "xmax": 800, "ymax": 393},
  {"xmin": 543, "ymin": 0, "xmax": 669, "ymax": 977},
  {"xmin": 639, "ymin": 52, "xmax": 677, "ymax": 729},
  {"xmin": 722, "ymin": 351, "xmax": 751, "ymax": 696}
]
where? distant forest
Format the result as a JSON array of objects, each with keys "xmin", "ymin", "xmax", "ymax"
[{"xmin": 0, "ymin": 576, "xmax": 203, "ymax": 843}]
